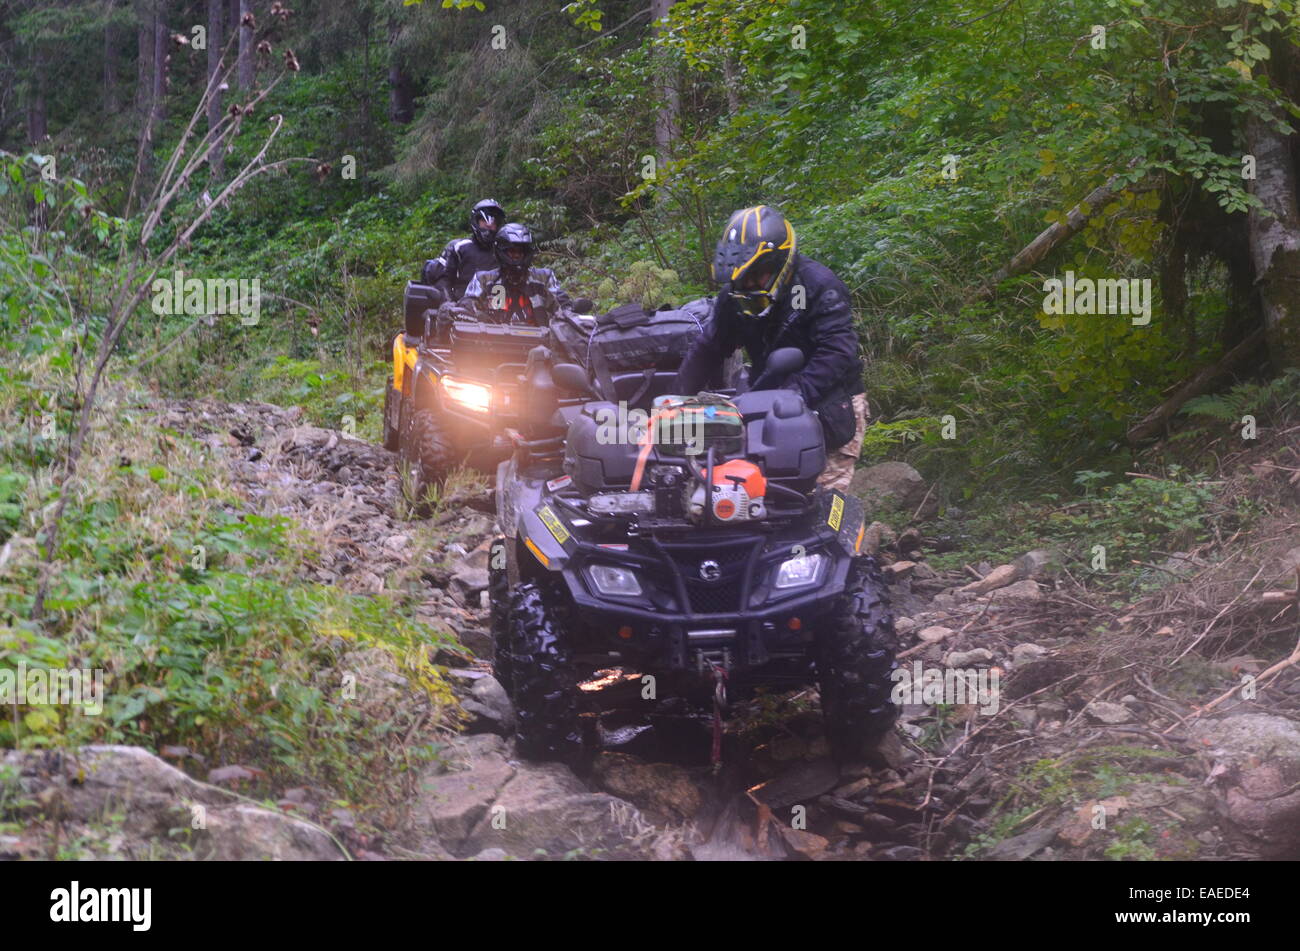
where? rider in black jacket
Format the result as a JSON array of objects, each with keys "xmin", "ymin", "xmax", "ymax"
[
  {"xmin": 420, "ymin": 198, "xmax": 506, "ymax": 301},
  {"xmin": 454, "ymin": 223, "xmax": 571, "ymax": 325},
  {"xmin": 675, "ymin": 205, "xmax": 868, "ymax": 490}
]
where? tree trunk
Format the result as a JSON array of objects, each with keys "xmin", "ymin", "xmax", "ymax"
[
  {"xmin": 651, "ymin": 0, "xmax": 679, "ymax": 161},
  {"xmin": 134, "ymin": 3, "xmax": 156, "ymax": 177},
  {"xmin": 104, "ymin": 6, "xmax": 120, "ymax": 115},
  {"xmin": 722, "ymin": 55, "xmax": 741, "ymax": 114},
  {"xmin": 206, "ymin": 0, "xmax": 225, "ymax": 174},
  {"xmin": 1158, "ymin": 193, "xmax": 1192, "ymax": 357},
  {"xmin": 152, "ymin": 15, "xmax": 167, "ymax": 126},
  {"xmin": 237, "ymin": 0, "xmax": 254, "ymax": 90},
  {"xmin": 1245, "ymin": 111, "xmax": 1300, "ymax": 369},
  {"xmin": 978, "ymin": 168, "xmax": 1135, "ymax": 299},
  {"xmin": 388, "ymin": 64, "xmax": 415, "ymax": 124},
  {"xmin": 26, "ymin": 49, "xmax": 48, "ymax": 143}
]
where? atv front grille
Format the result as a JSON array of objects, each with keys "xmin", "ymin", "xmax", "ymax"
[
  {"xmin": 685, "ymin": 579, "xmax": 743, "ymax": 614},
  {"xmin": 657, "ymin": 538, "xmax": 759, "ymax": 615}
]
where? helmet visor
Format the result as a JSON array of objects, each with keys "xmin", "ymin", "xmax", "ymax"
[{"xmin": 728, "ymin": 267, "xmax": 777, "ymax": 317}]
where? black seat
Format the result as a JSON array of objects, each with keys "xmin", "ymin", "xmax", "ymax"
[{"xmin": 606, "ymin": 369, "xmax": 681, "ymax": 409}]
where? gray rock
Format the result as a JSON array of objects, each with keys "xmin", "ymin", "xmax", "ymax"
[
  {"xmin": 985, "ymin": 825, "xmax": 1057, "ymax": 861},
  {"xmin": 945, "ymin": 648, "xmax": 994, "ymax": 667},
  {"xmin": 1013, "ymin": 549, "xmax": 1063, "ymax": 580},
  {"xmin": 851, "ymin": 462, "xmax": 935, "ymax": 518},
  {"xmin": 201, "ymin": 804, "xmax": 343, "ymax": 860},
  {"xmin": 1191, "ymin": 714, "xmax": 1300, "ymax": 857},
  {"xmin": 592, "ymin": 753, "xmax": 703, "ymax": 822},
  {"xmin": 460, "ymin": 675, "xmax": 515, "ymax": 734},
  {"xmin": 750, "ymin": 758, "xmax": 841, "ymax": 810},
  {"xmin": 451, "ymin": 564, "xmax": 490, "ymax": 595},
  {"xmin": 1086, "ymin": 701, "xmax": 1133, "ymax": 724},
  {"xmin": 0, "ymin": 746, "xmax": 342, "ymax": 860},
  {"xmin": 470, "ymin": 847, "xmax": 509, "ymax": 861},
  {"xmin": 463, "ymin": 761, "xmax": 655, "ymax": 859},
  {"xmin": 409, "ymin": 736, "xmax": 515, "ymax": 850},
  {"xmin": 1012, "ymin": 643, "xmax": 1048, "ymax": 665},
  {"xmin": 983, "ymin": 579, "xmax": 1043, "ymax": 602}
]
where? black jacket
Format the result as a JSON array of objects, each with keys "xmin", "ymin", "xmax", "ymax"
[
  {"xmin": 453, "ymin": 266, "xmax": 571, "ymax": 325},
  {"xmin": 676, "ymin": 254, "xmax": 865, "ymax": 408},
  {"xmin": 421, "ymin": 236, "xmax": 498, "ymax": 301}
]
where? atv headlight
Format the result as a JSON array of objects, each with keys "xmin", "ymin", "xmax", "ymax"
[
  {"xmin": 441, "ymin": 375, "xmax": 491, "ymax": 413},
  {"xmin": 774, "ymin": 552, "xmax": 825, "ymax": 589},
  {"xmin": 587, "ymin": 564, "xmax": 643, "ymax": 597}
]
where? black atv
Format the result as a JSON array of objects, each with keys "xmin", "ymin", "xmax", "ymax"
[
  {"xmin": 489, "ymin": 344, "xmax": 899, "ymax": 765},
  {"xmin": 383, "ymin": 281, "xmax": 553, "ymax": 506}
]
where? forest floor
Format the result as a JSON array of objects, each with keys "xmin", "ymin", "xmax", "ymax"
[{"xmin": 5, "ymin": 398, "xmax": 1298, "ymax": 861}]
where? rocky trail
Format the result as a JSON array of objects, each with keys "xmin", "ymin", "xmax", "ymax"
[{"xmin": 7, "ymin": 399, "xmax": 1298, "ymax": 861}]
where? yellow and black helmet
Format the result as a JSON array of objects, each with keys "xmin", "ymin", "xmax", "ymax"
[{"xmin": 713, "ymin": 205, "xmax": 797, "ymax": 317}]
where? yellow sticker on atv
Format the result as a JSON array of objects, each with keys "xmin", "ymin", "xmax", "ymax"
[
  {"xmin": 538, "ymin": 505, "xmax": 571, "ymax": 545},
  {"xmin": 828, "ymin": 494, "xmax": 844, "ymax": 532}
]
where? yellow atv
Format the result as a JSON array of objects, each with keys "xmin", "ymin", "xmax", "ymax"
[{"xmin": 383, "ymin": 281, "xmax": 552, "ymax": 508}]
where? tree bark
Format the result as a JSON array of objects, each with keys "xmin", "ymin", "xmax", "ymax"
[
  {"xmin": 134, "ymin": 2, "xmax": 156, "ymax": 176},
  {"xmin": 651, "ymin": 0, "xmax": 679, "ymax": 161},
  {"xmin": 104, "ymin": 4, "xmax": 120, "ymax": 115},
  {"xmin": 978, "ymin": 169, "xmax": 1133, "ymax": 299},
  {"xmin": 388, "ymin": 64, "xmax": 415, "ymax": 124},
  {"xmin": 722, "ymin": 55, "xmax": 741, "ymax": 114},
  {"xmin": 206, "ymin": 0, "xmax": 225, "ymax": 174},
  {"xmin": 237, "ymin": 0, "xmax": 254, "ymax": 90},
  {"xmin": 1245, "ymin": 110, "xmax": 1300, "ymax": 370},
  {"xmin": 152, "ymin": 14, "xmax": 167, "ymax": 126},
  {"xmin": 26, "ymin": 48, "xmax": 47, "ymax": 143}
]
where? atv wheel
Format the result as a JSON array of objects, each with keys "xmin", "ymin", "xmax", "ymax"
[
  {"xmin": 400, "ymin": 408, "xmax": 453, "ymax": 514},
  {"xmin": 506, "ymin": 581, "xmax": 582, "ymax": 763},
  {"xmin": 382, "ymin": 383, "xmax": 401, "ymax": 451},
  {"xmin": 488, "ymin": 537, "xmax": 512, "ymax": 693},
  {"xmin": 816, "ymin": 559, "xmax": 899, "ymax": 762}
]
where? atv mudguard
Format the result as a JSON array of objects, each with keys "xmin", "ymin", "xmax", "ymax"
[{"xmin": 816, "ymin": 489, "xmax": 869, "ymax": 558}]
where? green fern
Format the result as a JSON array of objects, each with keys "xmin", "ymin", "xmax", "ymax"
[{"xmin": 1180, "ymin": 368, "xmax": 1300, "ymax": 423}]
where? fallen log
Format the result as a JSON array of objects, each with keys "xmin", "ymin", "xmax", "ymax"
[
  {"xmin": 1125, "ymin": 327, "xmax": 1268, "ymax": 445},
  {"xmin": 977, "ymin": 165, "xmax": 1139, "ymax": 300}
]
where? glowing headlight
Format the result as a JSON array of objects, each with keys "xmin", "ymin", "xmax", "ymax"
[
  {"xmin": 774, "ymin": 552, "xmax": 824, "ymax": 589},
  {"xmin": 441, "ymin": 375, "xmax": 491, "ymax": 413},
  {"xmin": 588, "ymin": 564, "xmax": 643, "ymax": 597}
]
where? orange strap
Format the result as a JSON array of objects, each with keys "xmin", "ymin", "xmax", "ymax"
[{"xmin": 630, "ymin": 408, "xmax": 675, "ymax": 491}]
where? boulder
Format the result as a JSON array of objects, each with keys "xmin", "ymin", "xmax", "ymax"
[
  {"xmin": 591, "ymin": 753, "xmax": 703, "ymax": 822},
  {"xmin": 463, "ymin": 761, "xmax": 655, "ymax": 859},
  {"xmin": 983, "ymin": 579, "xmax": 1043, "ymax": 602},
  {"xmin": 459, "ymin": 675, "xmax": 515, "ymax": 735},
  {"xmin": 851, "ymin": 463, "xmax": 936, "ymax": 519},
  {"xmin": 1192, "ymin": 714, "xmax": 1300, "ymax": 858},
  {"xmin": 408, "ymin": 734, "xmax": 515, "ymax": 851},
  {"xmin": 0, "ymin": 746, "xmax": 342, "ymax": 860}
]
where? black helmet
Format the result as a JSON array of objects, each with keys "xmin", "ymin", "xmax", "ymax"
[
  {"xmin": 713, "ymin": 205, "xmax": 797, "ymax": 318},
  {"xmin": 494, "ymin": 222, "xmax": 536, "ymax": 279},
  {"xmin": 469, "ymin": 198, "xmax": 506, "ymax": 249}
]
